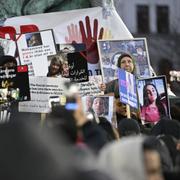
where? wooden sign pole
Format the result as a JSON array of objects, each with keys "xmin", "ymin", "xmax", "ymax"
[{"xmin": 126, "ymin": 104, "xmax": 131, "ymax": 119}]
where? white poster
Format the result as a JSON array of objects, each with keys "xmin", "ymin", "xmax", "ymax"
[
  {"xmin": 5, "ymin": 7, "xmax": 132, "ymax": 76},
  {"xmin": 78, "ymin": 75, "xmax": 103, "ymax": 96},
  {"xmin": 19, "ymin": 76, "xmax": 69, "ymax": 113},
  {"xmin": 16, "ymin": 30, "xmax": 57, "ymax": 76}
]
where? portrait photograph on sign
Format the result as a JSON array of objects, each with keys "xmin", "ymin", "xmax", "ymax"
[
  {"xmin": 47, "ymin": 52, "xmax": 70, "ymax": 78},
  {"xmin": 82, "ymin": 95, "xmax": 114, "ymax": 123},
  {"xmin": 97, "ymin": 38, "xmax": 151, "ymax": 83},
  {"xmin": 26, "ymin": 32, "xmax": 42, "ymax": 47},
  {"xmin": 137, "ymin": 76, "xmax": 171, "ymax": 125}
]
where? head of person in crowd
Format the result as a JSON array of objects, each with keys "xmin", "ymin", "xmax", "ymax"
[
  {"xmin": 151, "ymin": 118, "xmax": 180, "ymax": 141},
  {"xmin": 144, "ymin": 136, "xmax": 173, "ymax": 173},
  {"xmin": 117, "ymin": 118, "xmax": 141, "ymax": 137},
  {"xmin": 141, "ymin": 83, "xmax": 167, "ymax": 123},
  {"xmin": 47, "ymin": 57, "xmax": 62, "ymax": 77},
  {"xmin": 92, "ymin": 97, "xmax": 106, "ymax": 117},
  {"xmin": 98, "ymin": 116, "xmax": 119, "ymax": 141},
  {"xmin": 117, "ymin": 53, "xmax": 136, "ymax": 74},
  {"xmin": 151, "ymin": 118, "xmax": 180, "ymax": 164},
  {"xmin": 98, "ymin": 136, "xmax": 164, "ymax": 180},
  {"xmin": 157, "ymin": 135, "xmax": 180, "ymax": 170},
  {"xmin": 46, "ymin": 104, "xmax": 78, "ymax": 144},
  {"xmin": 0, "ymin": 55, "xmax": 17, "ymax": 68}
]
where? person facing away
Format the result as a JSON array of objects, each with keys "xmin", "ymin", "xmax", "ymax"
[
  {"xmin": 47, "ymin": 57, "xmax": 62, "ymax": 77},
  {"xmin": 141, "ymin": 83, "xmax": 167, "ymax": 124},
  {"xmin": 99, "ymin": 53, "xmax": 139, "ymax": 122},
  {"xmin": 98, "ymin": 136, "xmax": 164, "ymax": 180}
]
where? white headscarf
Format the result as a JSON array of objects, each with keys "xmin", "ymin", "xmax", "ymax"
[{"xmin": 98, "ymin": 136, "xmax": 147, "ymax": 180}]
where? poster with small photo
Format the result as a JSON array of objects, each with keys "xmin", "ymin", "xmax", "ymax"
[
  {"xmin": 0, "ymin": 65, "xmax": 30, "ymax": 105},
  {"xmin": 137, "ymin": 76, "xmax": 170, "ymax": 125},
  {"xmin": 16, "ymin": 29, "xmax": 57, "ymax": 76},
  {"xmin": 82, "ymin": 95, "xmax": 114, "ymax": 123},
  {"xmin": 97, "ymin": 38, "xmax": 151, "ymax": 83}
]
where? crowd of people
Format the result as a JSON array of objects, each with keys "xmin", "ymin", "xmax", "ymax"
[{"xmin": 0, "ymin": 52, "xmax": 179, "ymax": 180}]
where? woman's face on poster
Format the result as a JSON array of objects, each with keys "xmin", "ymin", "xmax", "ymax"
[{"xmin": 146, "ymin": 85, "xmax": 157, "ymax": 103}]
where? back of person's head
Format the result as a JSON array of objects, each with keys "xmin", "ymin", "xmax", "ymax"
[
  {"xmin": 0, "ymin": 55, "xmax": 17, "ymax": 67},
  {"xmin": 98, "ymin": 117, "xmax": 118, "ymax": 141},
  {"xmin": 157, "ymin": 135, "xmax": 179, "ymax": 168},
  {"xmin": 118, "ymin": 118, "xmax": 141, "ymax": 137},
  {"xmin": 151, "ymin": 118, "xmax": 180, "ymax": 140},
  {"xmin": 46, "ymin": 105, "xmax": 78, "ymax": 144},
  {"xmin": 0, "ymin": 120, "xmax": 76, "ymax": 180},
  {"xmin": 98, "ymin": 136, "xmax": 147, "ymax": 180},
  {"xmin": 143, "ymin": 136, "xmax": 173, "ymax": 172}
]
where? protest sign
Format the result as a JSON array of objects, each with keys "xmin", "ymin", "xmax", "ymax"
[
  {"xmin": 78, "ymin": 75, "xmax": 103, "ymax": 96},
  {"xmin": 4, "ymin": 7, "xmax": 132, "ymax": 76},
  {"xmin": 137, "ymin": 76, "xmax": 170, "ymax": 124},
  {"xmin": 82, "ymin": 95, "xmax": 114, "ymax": 123},
  {"xmin": 19, "ymin": 76, "xmax": 69, "ymax": 113},
  {"xmin": 118, "ymin": 68, "xmax": 138, "ymax": 109},
  {"xmin": 98, "ymin": 38, "xmax": 151, "ymax": 83},
  {"xmin": 0, "ymin": 65, "xmax": 30, "ymax": 104},
  {"xmin": 16, "ymin": 29, "xmax": 57, "ymax": 76},
  {"xmin": 67, "ymin": 51, "xmax": 88, "ymax": 83}
]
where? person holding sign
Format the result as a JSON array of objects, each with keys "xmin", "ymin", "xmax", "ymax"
[
  {"xmin": 141, "ymin": 83, "xmax": 167, "ymax": 124},
  {"xmin": 100, "ymin": 53, "xmax": 139, "ymax": 122}
]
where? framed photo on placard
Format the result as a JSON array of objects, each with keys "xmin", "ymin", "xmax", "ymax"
[
  {"xmin": 137, "ymin": 76, "xmax": 170, "ymax": 124},
  {"xmin": 97, "ymin": 38, "xmax": 151, "ymax": 83}
]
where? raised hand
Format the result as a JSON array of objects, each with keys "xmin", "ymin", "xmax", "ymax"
[
  {"xmin": 65, "ymin": 24, "xmax": 82, "ymax": 43},
  {"xmin": 79, "ymin": 16, "xmax": 103, "ymax": 64}
]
